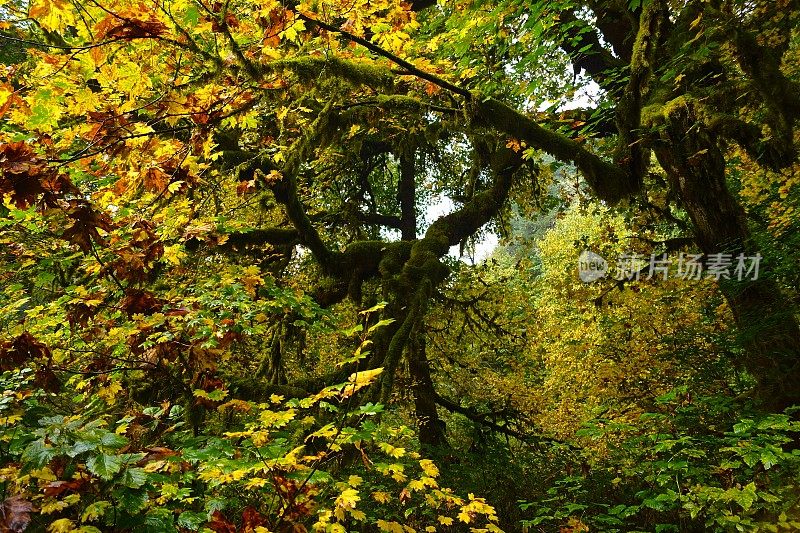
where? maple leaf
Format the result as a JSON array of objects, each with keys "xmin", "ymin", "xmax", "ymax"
[
  {"xmin": 95, "ymin": 12, "xmax": 168, "ymax": 40},
  {"xmin": 0, "ymin": 332, "xmax": 51, "ymax": 372},
  {"xmin": 0, "ymin": 141, "xmax": 50, "ymax": 208},
  {"xmin": 34, "ymin": 366, "xmax": 61, "ymax": 393},
  {"xmin": 120, "ymin": 289, "xmax": 165, "ymax": 316},
  {"xmin": 1, "ymin": 496, "xmax": 33, "ymax": 533},
  {"xmin": 144, "ymin": 161, "xmax": 194, "ymax": 193},
  {"xmin": 0, "ymin": 83, "xmax": 22, "ymax": 119},
  {"xmin": 61, "ymin": 200, "xmax": 116, "ymax": 252},
  {"xmin": 28, "ymin": 0, "xmax": 74, "ymax": 32},
  {"xmin": 208, "ymin": 511, "xmax": 236, "ymax": 533},
  {"xmin": 241, "ymin": 506, "xmax": 265, "ymax": 531},
  {"xmin": 84, "ymin": 111, "xmax": 131, "ymax": 155}
]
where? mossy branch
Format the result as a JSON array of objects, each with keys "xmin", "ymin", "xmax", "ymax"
[
  {"xmin": 261, "ymin": 56, "xmax": 395, "ymax": 90},
  {"xmin": 474, "ymin": 98, "xmax": 635, "ymax": 204},
  {"xmin": 297, "ymin": 13, "xmax": 471, "ymax": 98},
  {"xmin": 221, "ymin": 228, "xmax": 300, "ymax": 248},
  {"xmin": 271, "ymin": 100, "xmax": 338, "ymax": 269},
  {"xmin": 380, "ymin": 280, "xmax": 430, "ymax": 404},
  {"xmin": 265, "ymin": 26, "xmax": 637, "ymax": 205},
  {"xmin": 614, "ymin": 0, "xmax": 666, "ymax": 187}
]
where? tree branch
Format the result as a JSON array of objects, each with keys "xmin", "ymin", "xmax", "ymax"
[
  {"xmin": 433, "ymin": 391, "xmax": 568, "ymax": 448},
  {"xmin": 297, "ymin": 13, "xmax": 472, "ymax": 98},
  {"xmin": 474, "ymin": 99, "xmax": 635, "ymax": 204}
]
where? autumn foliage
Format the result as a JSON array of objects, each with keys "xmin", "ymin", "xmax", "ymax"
[{"xmin": 1, "ymin": 0, "xmax": 800, "ymax": 531}]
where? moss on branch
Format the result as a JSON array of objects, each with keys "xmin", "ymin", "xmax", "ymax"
[
  {"xmin": 474, "ymin": 98, "xmax": 635, "ymax": 204},
  {"xmin": 262, "ymin": 56, "xmax": 395, "ymax": 90}
]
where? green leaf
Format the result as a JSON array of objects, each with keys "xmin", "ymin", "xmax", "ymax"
[
  {"xmin": 22, "ymin": 439, "xmax": 56, "ymax": 468},
  {"xmin": 67, "ymin": 439, "xmax": 98, "ymax": 458},
  {"xmin": 761, "ymin": 450, "xmax": 778, "ymax": 470},
  {"xmin": 360, "ymin": 301, "xmax": 388, "ymax": 314},
  {"xmin": 100, "ymin": 432, "xmax": 129, "ymax": 449},
  {"xmin": 342, "ymin": 324, "xmax": 363, "ymax": 336},
  {"xmin": 177, "ymin": 511, "xmax": 206, "ymax": 531},
  {"xmin": 86, "ymin": 453, "xmax": 124, "ymax": 480},
  {"xmin": 735, "ymin": 484, "xmax": 758, "ymax": 510},
  {"xmin": 358, "ymin": 402, "xmax": 384, "ymax": 415},
  {"xmin": 143, "ymin": 508, "xmax": 178, "ymax": 533},
  {"xmin": 115, "ymin": 488, "xmax": 148, "ymax": 514},
  {"xmin": 733, "ymin": 420, "xmax": 753, "ymax": 434},
  {"xmin": 368, "ymin": 319, "xmax": 395, "ymax": 333},
  {"xmin": 120, "ymin": 467, "xmax": 148, "ymax": 488},
  {"xmin": 81, "ymin": 501, "xmax": 112, "ymax": 522}
]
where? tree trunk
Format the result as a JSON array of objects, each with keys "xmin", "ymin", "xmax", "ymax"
[
  {"xmin": 655, "ymin": 110, "xmax": 800, "ymax": 412},
  {"xmin": 408, "ymin": 335, "xmax": 448, "ymax": 448}
]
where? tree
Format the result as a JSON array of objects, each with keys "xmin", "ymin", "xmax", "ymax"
[
  {"xmin": 4, "ymin": 0, "xmax": 798, "ymax": 417},
  {"xmin": 1, "ymin": 0, "xmax": 800, "ymax": 528}
]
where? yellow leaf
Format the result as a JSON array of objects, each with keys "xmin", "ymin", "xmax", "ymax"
[
  {"xmin": 163, "ymin": 244, "xmax": 186, "ymax": 266},
  {"xmin": 343, "ymin": 367, "xmax": 384, "ymax": 397},
  {"xmin": 0, "ymin": 414, "xmax": 22, "ymax": 426},
  {"xmin": 378, "ymin": 442, "xmax": 406, "ymax": 458},
  {"xmin": 336, "ymin": 488, "xmax": 360, "ymax": 509},
  {"xmin": 42, "ymin": 499, "xmax": 71, "ymax": 514},
  {"xmin": 350, "ymin": 368, "xmax": 383, "ymax": 385},
  {"xmin": 48, "ymin": 518, "xmax": 76, "ymax": 533},
  {"xmin": 167, "ymin": 181, "xmax": 185, "ymax": 194},
  {"xmin": 373, "ymin": 491, "xmax": 391, "ymax": 504},
  {"xmin": 244, "ymin": 477, "xmax": 270, "ymax": 489},
  {"xmin": 437, "ymin": 516, "xmax": 454, "ymax": 526},
  {"xmin": 144, "ymin": 460, "xmax": 166, "ymax": 472},
  {"xmin": 407, "ymin": 479, "xmax": 425, "ymax": 491},
  {"xmin": 419, "ymin": 459, "xmax": 439, "ymax": 477},
  {"xmin": 377, "ymin": 520, "xmax": 405, "ymax": 533},
  {"xmin": 30, "ymin": 0, "xmax": 75, "ymax": 32},
  {"xmin": 97, "ymin": 381, "xmax": 122, "ymax": 403},
  {"xmin": 280, "ymin": 18, "xmax": 306, "ymax": 42}
]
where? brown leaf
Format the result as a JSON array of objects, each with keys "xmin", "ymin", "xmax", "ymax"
[
  {"xmin": 0, "ymin": 333, "xmax": 51, "ymax": 372},
  {"xmin": 61, "ymin": 200, "xmax": 116, "ymax": 252},
  {"xmin": 136, "ymin": 446, "xmax": 179, "ymax": 465},
  {"xmin": 120, "ymin": 289, "xmax": 164, "ymax": 317},
  {"xmin": 0, "ymin": 142, "xmax": 46, "ymax": 208},
  {"xmin": 1, "ymin": 495, "xmax": 33, "ymax": 533},
  {"xmin": 42, "ymin": 479, "xmax": 86, "ymax": 498},
  {"xmin": 207, "ymin": 511, "xmax": 236, "ymax": 533},
  {"xmin": 95, "ymin": 13, "xmax": 168, "ymax": 40},
  {"xmin": 34, "ymin": 366, "xmax": 61, "ymax": 393},
  {"xmin": 241, "ymin": 507, "xmax": 264, "ymax": 532}
]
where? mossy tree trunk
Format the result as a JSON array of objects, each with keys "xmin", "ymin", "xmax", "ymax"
[{"xmin": 655, "ymin": 109, "xmax": 800, "ymax": 411}]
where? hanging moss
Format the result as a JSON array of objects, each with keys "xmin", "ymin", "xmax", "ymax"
[{"xmin": 379, "ymin": 279, "xmax": 431, "ymax": 403}]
